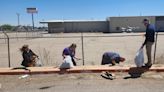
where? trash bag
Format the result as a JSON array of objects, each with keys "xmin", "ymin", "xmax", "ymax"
[
  {"xmin": 35, "ymin": 58, "xmax": 43, "ymax": 67},
  {"xmin": 134, "ymin": 48, "xmax": 144, "ymax": 67},
  {"xmin": 60, "ymin": 55, "xmax": 74, "ymax": 69}
]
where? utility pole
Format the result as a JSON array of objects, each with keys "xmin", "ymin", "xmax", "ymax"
[
  {"xmin": 16, "ymin": 13, "xmax": 20, "ymax": 26},
  {"xmin": 140, "ymin": 12, "xmax": 142, "ymax": 16},
  {"xmin": 32, "ymin": 13, "xmax": 34, "ymax": 30}
]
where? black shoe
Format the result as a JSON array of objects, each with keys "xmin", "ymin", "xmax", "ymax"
[
  {"xmin": 146, "ymin": 63, "xmax": 152, "ymax": 68},
  {"xmin": 142, "ymin": 63, "xmax": 152, "ymax": 68}
]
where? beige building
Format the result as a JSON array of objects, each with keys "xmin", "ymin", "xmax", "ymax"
[
  {"xmin": 40, "ymin": 20, "xmax": 109, "ymax": 33},
  {"xmin": 109, "ymin": 16, "xmax": 156, "ymax": 33},
  {"xmin": 156, "ymin": 16, "xmax": 164, "ymax": 31},
  {"xmin": 40, "ymin": 16, "xmax": 164, "ymax": 33}
]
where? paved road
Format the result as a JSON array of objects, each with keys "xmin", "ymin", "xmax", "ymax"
[{"xmin": 0, "ymin": 72, "xmax": 164, "ymax": 92}]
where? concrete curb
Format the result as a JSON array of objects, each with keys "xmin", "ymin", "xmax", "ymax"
[{"xmin": 0, "ymin": 65, "xmax": 164, "ymax": 75}]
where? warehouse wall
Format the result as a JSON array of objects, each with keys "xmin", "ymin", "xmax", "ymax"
[
  {"xmin": 109, "ymin": 16, "xmax": 156, "ymax": 33},
  {"xmin": 48, "ymin": 21, "xmax": 109, "ymax": 33},
  {"xmin": 156, "ymin": 16, "xmax": 164, "ymax": 31},
  {"xmin": 65, "ymin": 21, "xmax": 109, "ymax": 33},
  {"xmin": 48, "ymin": 23, "xmax": 65, "ymax": 33},
  {"xmin": 46, "ymin": 16, "xmax": 164, "ymax": 33}
]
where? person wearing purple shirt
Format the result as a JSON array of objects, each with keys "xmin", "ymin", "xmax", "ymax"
[{"xmin": 62, "ymin": 43, "xmax": 80, "ymax": 66}]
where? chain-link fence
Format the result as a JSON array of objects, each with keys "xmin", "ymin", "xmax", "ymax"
[{"xmin": 0, "ymin": 31, "xmax": 164, "ymax": 67}]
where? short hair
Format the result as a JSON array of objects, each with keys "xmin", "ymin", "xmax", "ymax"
[{"xmin": 143, "ymin": 18, "xmax": 149, "ymax": 22}]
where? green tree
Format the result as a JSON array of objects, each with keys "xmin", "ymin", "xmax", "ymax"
[{"xmin": 1, "ymin": 24, "xmax": 13, "ymax": 31}]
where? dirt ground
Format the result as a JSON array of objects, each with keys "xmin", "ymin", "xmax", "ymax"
[
  {"xmin": 0, "ymin": 72, "xmax": 164, "ymax": 92},
  {"xmin": 0, "ymin": 32, "xmax": 164, "ymax": 67}
]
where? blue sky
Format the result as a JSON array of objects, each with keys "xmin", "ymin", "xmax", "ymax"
[{"xmin": 0, "ymin": 0, "xmax": 164, "ymax": 27}]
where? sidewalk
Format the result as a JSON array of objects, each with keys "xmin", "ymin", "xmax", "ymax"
[{"xmin": 0, "ymin": 65, "xmax": 164, "ymax": 75}]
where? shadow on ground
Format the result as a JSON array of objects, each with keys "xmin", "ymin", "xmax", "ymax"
[{"xmin": 124, "ymin": 67, "xmax": 149, "ymax": 79}]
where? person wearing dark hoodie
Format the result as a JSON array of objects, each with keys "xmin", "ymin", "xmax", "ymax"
[{"xmin": 20, "ymin": 45, "xmax": 38, "ymax": 67}]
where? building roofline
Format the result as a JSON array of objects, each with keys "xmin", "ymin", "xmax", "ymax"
[
  {"xmin": 109, "ymin": 15, "xmax": 164, "ymax": 18},
  {"xmin": 40, "ymin": 19, "xmax": 106, "ymax": 23}
]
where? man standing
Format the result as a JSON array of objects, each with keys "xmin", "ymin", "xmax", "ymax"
[{"xmin": 141, "ymin": 18, "xmax": 155, "ymax": 68}]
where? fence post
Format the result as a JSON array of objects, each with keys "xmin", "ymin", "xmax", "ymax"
[
  {"xmin": 81, "ymin": 32, "xmax": 85, "ymax": 65},
  {"xmin": 3, "ymin": 31, "xmax": 11, "ymax": 67},
  {"xmin": 153, "ymin": 31, "xmax": 158, "ymax": 64}
]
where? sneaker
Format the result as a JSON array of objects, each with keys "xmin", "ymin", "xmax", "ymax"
[
  {"xmin": 101, "ymin": 72, "xmax": 116, "ymax": 80},
  {"xmin": 105, "ymin": 72, "xmax": 112, "ymax": 77},
  {"xmin": 142, "ymin": 63, "xmax": 152, "ymax": 68}
]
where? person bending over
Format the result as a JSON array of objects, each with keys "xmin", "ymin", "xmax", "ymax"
[{"xmin": 101, "ymin": 52, "xmax": 125, "ymax": 65}]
